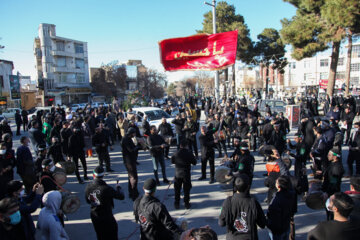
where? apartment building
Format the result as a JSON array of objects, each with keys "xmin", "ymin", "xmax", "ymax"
[{"xmin": 34, "ymin": 23, "xmax": 91, "ymax": 106}]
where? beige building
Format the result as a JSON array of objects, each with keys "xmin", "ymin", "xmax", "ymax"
[{"xmin": 34, "ymin": 23, "xmax": 91, "ymax": 106}]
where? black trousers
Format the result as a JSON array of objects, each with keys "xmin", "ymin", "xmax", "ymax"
[
  {"xmin": 20, "ymin": 174, "xmax": 36, "ymax": 194},
  {"xmin": 97, "ymin": 147, "xmax": 111, "ymax": 170},
  {"xmin": 201, "ymin": 154, "xmax": 215, "ymax": 179},
  {"xmin": 174, "ymin": 175, "xmax": 192, "ymax": 204},
  {"xmin": 216, "ymin": 140, "xmax": 227, "ymax": 156},
  {"xmin": 72, "ymin": 152, "xmax": 87, "ymax": 181},
  {"xmin": 188, "ymin": 138, "xmax": 198, "ymax": 158},
  {"xmin": 124, "ymin": 159, "xmax": 139, "ymax": 200},
  {"xmin": 347, "ymin": 150, "xmax": 360, "ymax": 176},
  {"xmin": 23, "ymin": 120, "xmax": 28, "ymax": 131},
  {"xmin": 16, "ymin": 123, "xmax": 21, "ymax": 135},
  {"xmin": 91, "ymin": 213, "xmax": 118, "ymax": 240}
]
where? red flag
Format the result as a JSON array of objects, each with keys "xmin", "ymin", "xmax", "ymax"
[{"xmin": 159, "ymin": 30, "xmax": 238, "ymax": 71}]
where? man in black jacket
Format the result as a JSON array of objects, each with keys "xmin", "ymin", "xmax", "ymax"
[
  {"xmin": 28, "ymin": 121, "xmax": 46, "ymax": 155},
  {"xmin": 267, "ymin": 175, "xmax": 297, "ymax": 240},
  {"xmin": 219, "ymin": 174, "xmax": 266, "ymax": 240},
  {"xmin": 121, "ymin": 127, "xmax": 140, "ymax": 201},
  {"xmin": 233, "ymin": 142, "xmax": 255, "ymax": 188},
  {"xmin": 171, "ymin": 140, "xmax": 196, "ymax": 209},
  {"xmin": 307, "ymin": 192, "xmax": 360, "ymax": 240},
  {"xmin": 16, "ymin": 136, "xmax": 36, "ymax": 193},
  {"xmin": 340, "ymin": 107, "xmax": 355, "ymax": 144},
  {"xmin": 346, "ymin": 121, "xmax": 360, "ymax": 177},
  {"xmin": 60, "ymin": 121, "xmax": 72, "ymax": 159},
  {"xmin": 345, "ymin": 176, "xmax": 360, "ymax": 220},
  {"xmin": 133, "ymin": 178, "xmax": 183, "ymax": 240},
  {"xmin": 93, "ymin": 126, "xmax": 113, "ymax": 172},
  {"xmin": 15, "ymin": 109, "xmax": 22, "ymax": 136},
  {"xmin": 147, "ymin": 125, "xmax": 169, "ymax": 185},
  {"xmin": 46, "ymin": 137, "xmax": 64, "ymax": 164},
  {"xmin": 172, "ymin": 113, "xmax": 185, "ymax": 150},
  {"xmin": 198, "ymin": 126, "xmax": 217, "ymax": 184},
  {"xmin": 68, "ymin": 127, "xmax": 88, "ymax": 184},
  {"xmin": 268, "ymin": 120, "xmax": 287, "ymax": 155},
  {"xmin": 85, "ymin": 166, "xmax": 124, "ymax": 240},
  {"xmin": 183, "ymin": 115, "xmax": 199, "ymax": 159},
  {"xmin": 158, "ymin": 117, "xmax": 173, "ymax": 159}
]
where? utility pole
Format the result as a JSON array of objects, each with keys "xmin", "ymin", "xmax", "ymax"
[{"xmin": 205, "ymin": 0, "xmax": 219, "ymax": 100}]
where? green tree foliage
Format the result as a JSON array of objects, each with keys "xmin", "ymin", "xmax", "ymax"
[
  {"xmin": 254, "ymin": 28, "xmax": 287, "ymax": 71},
  {"xmin": 198, "ymin": 1, "xmax": 253, "ymax": 62},
  {"xmin": 280, "ymin": 0, "xmax": 360, "ymax": 96}
]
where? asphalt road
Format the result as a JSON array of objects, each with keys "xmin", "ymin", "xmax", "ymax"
[{"xmin": 9, "ymin": 122, "xmax": 353, "ymax": 240}]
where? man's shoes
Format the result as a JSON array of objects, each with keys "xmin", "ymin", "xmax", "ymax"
[
  {"xmin": 198, "ymin": 176, "xmax": 206, "ymax": 181},
  {"xmin": 163, "ymin": 179, "xmax": 170, "ymax": 184},
  {"xmin": 209, "ymin": 179, "xmax": 215, "ymax": 184},
  {"xmin": 156, "ymin": 181, "xmax": 161, "ymax": 186},
  {"xmin": 174, "ymin": 203, "xmax": 180, "ymax": 209},
  {"xmin": 185, "ymin": 203, "xmax": 191, "ymax": 209},
  {"xmin": 106, "ymin": 169, "xmax": 115, "ymax": 172}
]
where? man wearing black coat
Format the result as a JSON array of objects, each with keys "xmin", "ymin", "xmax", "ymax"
[
  {"xmin": 183, "ymin": 116, "xmax": 199, "ymax": 158},
  {"xmin": 158, "ymin": 117, "xmax": 174, "ymax": 159},
  {"xmin": 134, "ymin": 178, "xmax": 183, "ymax": 240},
  {"xmin": 267, "ymin": 121, "xmax": 287, "ymax": 155},
  {"xmin": 172, "ymin": 113, "xmax": 185, "ymax": 150},
  {"xmin": 198, "ymin": 126, "xmax": 217, "ymax": 184},
  {"xmin": 347, "ymin": 122, "xmax": 360, "ymax": 176},
  {"xmin": 21, "ymin": 110, "xmax": 29, "ymax": 132},
  {"xmin": 219, "ymin": 175, "xmax": 266, "ymax": 240},
  {"xmin": 16, "ymin": 136, "xmax": 36, "ymax": 193},
  {"xmin": 340, "ymin": 107, "xmax": 355, "ymax": 144},
  {"xmin": 171, "ymin": 140, "xmax": 196, "ymax": 209},
  {"xmin": 28, "ymin": 121, "xmax": 46, "ymax": 155},
  {"xmin": 68, "ymin": 127, "xmax": 88, "ymax": 184},
  {"xmin": 60, "ymin": 121, "xmax": 72, "ymax": 159},
  {"xmin": 267, "ymin": 175, "xmax": 297, "ymax": 239},
  {"xmin": 92, "ymin": 126, "xmax": 113, "ymax": 172},
  {"xmin": 85, "ymin": 166, "xmax": 125, "ymax": 240},
  {"xmin": 15, "ymin": 110, "xmax": 22, "ymax": 136},
  {"xmin": 121, "ymin": 127, "xmax": 140, "ymax": 201}
]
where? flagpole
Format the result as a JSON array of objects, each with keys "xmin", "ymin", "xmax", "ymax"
[{"xmin": 205, "ymin": 0, "xmax": 219, "ymax": 100}]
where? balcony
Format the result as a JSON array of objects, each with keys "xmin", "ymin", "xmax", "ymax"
[
  {"xmin": 51, "ymin": 50, "xmax": 75, "ymax": 57},
  {"xmin": 52, "ymin": 66, "xmax": 84, "ymax": 73}
]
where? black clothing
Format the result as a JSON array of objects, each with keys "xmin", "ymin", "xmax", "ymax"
[
  {"xmin": 38, "ymin": 171, "xmax": 58, "ymax": 193},
  {"xmin": 307, "ymin": 219, "xmax": 360, "ymax": 240},
  {"xmin": 322, "ymin": 160, "xmax": 344, "ymax": 196},
  {"xmin": 288, "ymin": 141, "xmax": 307, "ymax": 178},
  {"xmin": 267, "ymin": 190, "xmax": 297, "ymax": 235},
  {"xmin": 158, "ymin": 122, "xmax": 173, "ymax": 157},
  {"xmin": 268, "ymin": 130, "xmax": 286, "ymax": 155},
  {"xmin": 183, "ymin": 120, "xmax": 198, "ymax": 158},
  {"xmin": 121, "ymin": 134, "xmax": 140, "ymax": 200},
  {"xmin": 199, "ymin": 130, "xmax": 216, "ymax": 179},
  {"xmin": 172, "ymin": 118, "xmax": 185, "ymax": 135},
  {"xmin": 0, "ymin": 221, "xmax": 27, "ymax": 240},
  {"xmin": 219, "ymin": 192, "xmax": 266, "ymax": 240},
  {"xmin": 234, "ymin": 152, "xmax": 255, "ymax": 185},
  {"xmin": 346, "ymin": 191, "xmax": 360, "ymax": 220},
  {"xmin": 134, "ymin": 195, "xmax": 182, "ymax": 240},
  {"xmin": 85, "ymin": 178, "xmax": 124, "ymax": 240},
  {"xmin": 60, "ymin": 128, "xmax": 72, "ymax": 156},
  {"xmin": 147, "ymin": 134, "xmax": 165, "ymax": 157},
  {"xmin": 28, "ymin": 127, "xmax": 46, "ymax": 153},
  {"xmin": 15, "ymin": 112, "xmax": 22, "ymax": 135},
  {"xmin": 93, "ymin": 130, "xmax": 111, "ymax": 170},
  {"xmin": 142, "ymin": 120, "xmax": 151, "ymax": 136},
  {"xmin": 171, "ymin": 148, "xmax": 196, "ymax": 204},
  {"xmin": 68, "ymin": 131, "xmax": 87, "ymax": 181},
  {"xmin": 46, "ymin": 142, "xmax": 64, "ymax": 164},
  {"xmin": 347, "ymin": 130, "xmax": 360, "ymax": 175}
]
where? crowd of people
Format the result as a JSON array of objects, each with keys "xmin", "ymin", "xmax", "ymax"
[{"xmin": 0, "ymin": 93, "xmax": 359, "ymax": 240}]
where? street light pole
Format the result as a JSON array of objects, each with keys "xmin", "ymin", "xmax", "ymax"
[{"xmin": 205, "ymin": 0, "xmax": 219, "ymax": 100}]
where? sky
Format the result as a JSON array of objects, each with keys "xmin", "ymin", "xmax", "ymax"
[{"xmin": 0, "ymin": 0, "xmax": 296, "ymax": 82}]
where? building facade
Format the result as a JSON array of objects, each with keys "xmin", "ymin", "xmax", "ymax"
[{"xmin": 34, "ymin": 23, "xmax": 91, "ymax": 106}]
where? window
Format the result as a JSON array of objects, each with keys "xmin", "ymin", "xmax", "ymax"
[
  {"xmin": 351, "ymin": 63, "xmax": 360, "ymax": 72},
  {"xmin": 350, "ymin": 77, "xmax": 359, "ymax": 85},
  {"xmin": 75, "ymin": 59, "xmax": 84, "ymax": 69},
  {"xmin": 304, "ymin": 60, "xmax": 310, "ymax": 68},
  {"xmin": 320, "ymin": 72, "xmax": 328, "ymax": 79},
  {"xmin": 56, "ymin": 57, "xmax": 66, "ymax": 67},
  {"xmin": 76, "ymin": 73, "xmax": 85, "ymax": 83},
  {"xmin": 75, "ymin": 43, "xmax": 84, "ymax": 54},
  {"xmin": 352, "ymin": 45, "xmax": 360, "ymax": 58},
  {"xmin": 337, "ymin": 58, "xmax": 344, "ymax": 66},
  {"xmin": 336, "ymin": 72, "xmax": 345, "ymax": 79},
  {"xmin": 289, "ymin": 62, "xmax": 296, "ymax": 69},
  {"xmin": 320, "ymin": 59, "xmax": 329, "ymax": 67},
  {"xmin": 0, "ymin": 75, "xmax": 3, "ymax": 88},
  {"xmin": 56, "ymin": 41, "xmax": 65, "ymax": 51},
  {"xmin": 59, "ymin": 73, "xmax": 68, "ymax": 82}
]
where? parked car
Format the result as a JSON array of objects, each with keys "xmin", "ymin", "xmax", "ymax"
[
  {"xmin": 125, "ymin": 107, "xmax": 175, "ymax": 136},
  {"xmin": 27, "ymin": 106, "xmax": 52, "ymax": 121},
  {"xmin": 254, "ymin": 99, "xmax": 286, "ymax": 116},
  {"xmin": 1, "ymin": 108, "xmax": 21, "ymax": 119}
]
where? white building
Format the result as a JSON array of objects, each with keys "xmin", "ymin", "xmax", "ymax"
[
  {"xmin": 283, "ymin": 40, "xmax": 360, "ymax": 94},
  {"xmin": 0, "ymin": 60, "xmax": 13, "ymax": 99},
  {"xmin": 34, "ymin": 23, "xmax": 91, "ymax": 105}
]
